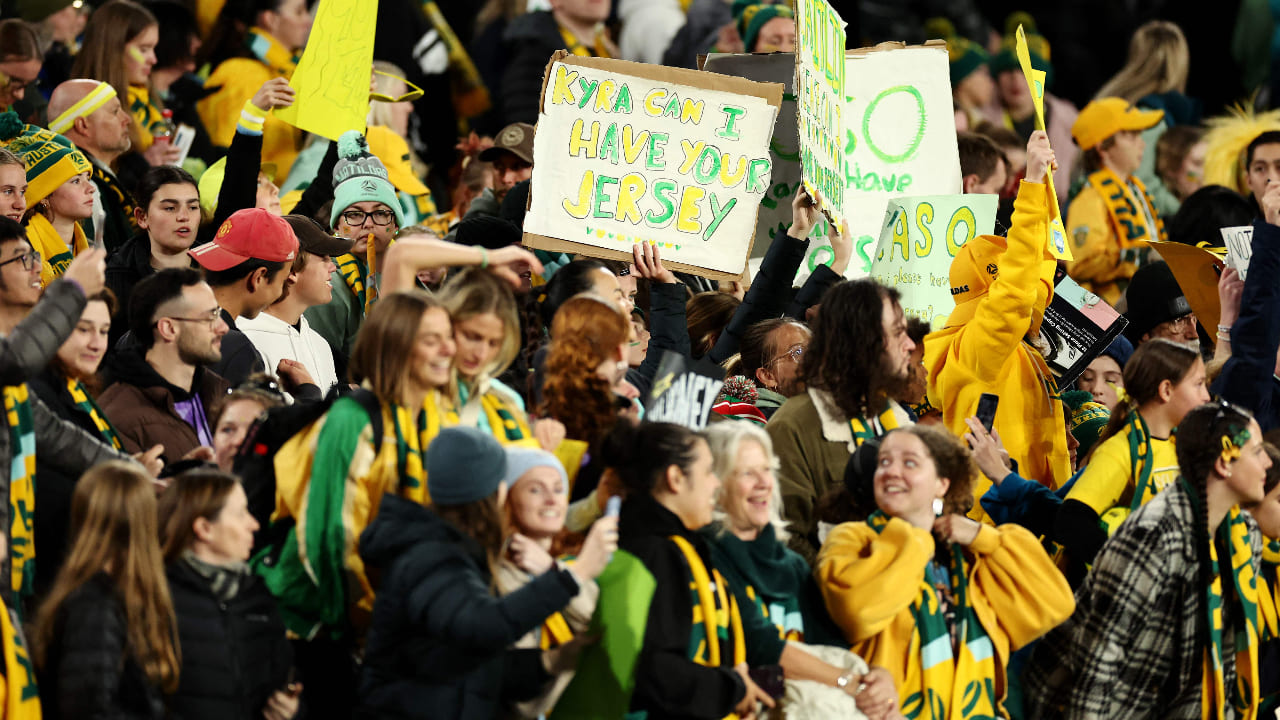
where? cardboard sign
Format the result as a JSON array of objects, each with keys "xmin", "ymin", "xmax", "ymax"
[
  {"xmin": 795, "ymin": 0, "xmax": 847, "ymax": 226},
  {"xmin": 1040, "ymin": 272, "xmax": 1128, "ymax": 387},
  {"xmin": 1149, "ymin": 240, "xmax": 1226, "ymax": 335},
  {"xmin": 523, "ymin": 52, "xmax": 782, "ymax": 280},
  {"xmin": 644, "ymin": 351, "xmax": 724, "ymax": 430},
  {"xmin": 275, "ymin": 0, "xmax": 376, "ymax": 140},
  {"xmin": 804, "ymin": 42, "xmax": 962, "ymax": 278},
  {"xmin": 701, "ymin": 53, "xmax": 839, "ymax": 273},
  {"xmin": 1221, "ymin": 225, "xmax": 1253, "ymax": 280},
  {"xmin": 868, "ymin": 194, "xmax": 997, "ymax": 328}
]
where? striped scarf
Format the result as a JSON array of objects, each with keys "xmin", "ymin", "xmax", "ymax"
[
  {"xmin": 0, "ymin": 605, "xmax": 38, "ymax": 719},
  {"xmin": 1202, "ymin": 497, "xmax": 1261, "ymax": 720},
  {"xmin": 558, "ymin": 24, "xmax": 613, "ymax": 58},
  {"xmin": 245, "ymin": 27, "xmax": 299, "ymax": 77},
  {"xmin": 669, "ymin": 535, "xmax": 745, "ymax": 677},
  {"xmin": 849, "ymin": 403, "xmax": 901, "ymax": 447},
  {"xmin": 1085, "ymin": 168, "xmax": 1167, "ymax": 257},
  {"xmin": 127, "ymin": 84, "xmax": 166, "ymax": 152},
  {"xmin": 866, "ymin": 511, "xmax": 1000, "ymax": 719},
  {"xmin": 459, "ymin": 380, "xmax": 534, "ymax": 446},
  {"xmin": 4, "ymin": 386, "xmax": 35, "ymax": 606},
  {"xmin": 1099, "ymin": 411, "xmax": 1158, "ymax": 537},
  {"xmin": 334, "ymin": 253, "xmax": 368, "ymax": 313},
  {"xmin": 26, "ymin": 213, "xmax": 88, "ymax": 288},
  {"xmin": 395, "ymin": 391, "xmax": 458, "ymax": 507},
  {"xmin": 65, "ymin": 377, "xmax": 121, "ymax": 450}
]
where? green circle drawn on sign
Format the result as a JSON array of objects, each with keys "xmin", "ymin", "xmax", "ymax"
[{"xmin": 862, "ymin": 85, "xmax": 926, "ymax": 164}]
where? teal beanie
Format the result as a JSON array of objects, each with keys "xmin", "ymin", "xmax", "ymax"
[{"xmin": 330, "ymin": 130, "xmax": 404, "ymax": 229}]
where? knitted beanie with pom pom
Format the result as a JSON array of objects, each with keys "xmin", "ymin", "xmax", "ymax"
[{"xmin": 330, "ymin": 129, "xmax": 403, "ymax": 229}]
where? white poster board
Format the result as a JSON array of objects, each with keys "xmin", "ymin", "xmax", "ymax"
[
  {"xmin": 1221, "ymin": 225, "xmax": 1253, "ymax": 281},
  {"xmin": 523, "ymin": 52, "xmax": 782, "ymax": 280}
]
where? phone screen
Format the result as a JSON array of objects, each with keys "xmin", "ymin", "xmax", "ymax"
[{"xmin": 976, "ymin": 393, "xmax": 999, "ymax": 433}]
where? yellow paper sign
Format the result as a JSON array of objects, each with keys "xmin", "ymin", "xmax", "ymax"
[
  {"xmin": 274, "ymin": 0, "xmax": 376, "ymax": 141},
  {"xmin": 1015, "ymin": 25, "xmax": 1072, "ymax": 261}
]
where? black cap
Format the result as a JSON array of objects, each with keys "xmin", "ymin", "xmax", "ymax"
[
  {"xmin": 1122, "ymin": 261, "xmax": 1192, "ymax": 343},
  {"xmin": 285, "ymin": 215, "xmax": 353, "ymax": 258},
  {"xmin": 454, "ymin": 213, "xmax": 522, "ymax": 250}
]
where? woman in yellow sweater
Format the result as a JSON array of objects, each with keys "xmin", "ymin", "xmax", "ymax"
[
  {"xmin": 1053, "ymin": 338, "xmax": 1207, "ymax": 581},
  {"xmin": 816, "ymin": 425, "xmax": 1073, "ymax": 719},
  {"xmin": 198, "ymin": 0, "xmax": 311, "ymax": 178}
]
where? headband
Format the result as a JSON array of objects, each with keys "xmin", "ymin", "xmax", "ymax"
[{"xmin": 48, "ymin": 81, "xmax": 117, "ymax": 135}]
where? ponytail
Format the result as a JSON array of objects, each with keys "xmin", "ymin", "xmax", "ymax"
[
  {"xmin": 1091, "ymin": 338, "xmax": 1199, "ymax": 448},
  {"xmin": 601, "ymin": 421, "xmax": 703, "ymax": 497}
]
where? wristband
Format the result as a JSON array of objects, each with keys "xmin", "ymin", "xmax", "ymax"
[
  {"xmin": 478, "ymin": 247, "xmax": 489, "ymax": 268},
  {"xmin": 1217, "ymin": 331, "xmax": 1231, "ymax": 342},
  {"xmin": 1218, "ymin": 324, "xmax": 1232, "ymax": 333}
]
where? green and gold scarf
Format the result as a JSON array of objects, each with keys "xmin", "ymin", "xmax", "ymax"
[
  {"xmin": 867, "ymin": 511, "xmax": 1000, "ymax": 720},
  {"xmin": 334, "ymin": 253, "xmax": 367, "ymax": 313},
  {"xmin": 66, "ymin": 377, "xmax": 121, "ymax": 450},
  {"xmin": 670, "ymin": 535, "xmax": 745, "ymax": 675},
  {"xmin": 1084, "ymin": 168, "xmax": 1167, "ymax": 256},
  {"xmin": 245, "ymin": 27, "xmax": 300, "ymax": 77},
  {"xmin": 849, "ymin": 403, "xmax": 901, "ymax": 447},
  {"xmin": 396, "ymin": 391, "xmax": 458, "ymax": 507},
  {"xmin": 1099, "ymin": 411, "xmax": 1158, "ymax": 536},
  {"xmin": 4, "ymin": 386, "xmax": 35, "ymax": 605}
]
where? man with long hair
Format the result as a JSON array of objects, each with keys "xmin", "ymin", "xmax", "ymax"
[{"xmin": 767, "ymin": 278, "xmax": 917, "ymax": 563}]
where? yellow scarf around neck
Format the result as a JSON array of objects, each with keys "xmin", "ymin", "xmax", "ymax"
[{"xmin": 25, "ymin": 214, "xmax": 87, "ymax": 287}]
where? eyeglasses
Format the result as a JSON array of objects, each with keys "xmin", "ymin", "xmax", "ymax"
[
  {"xmin": 156, "ymin": 308, "xmax": 222, "ymax": 330},
  {"xmin": 1163, "ymin": 314, "xmax": 1197, "ymax": 333},
  {"xmin": 0, "ymin": 249, "xmax": 40, "ymax": 271},
  {"xmin": 341, "ymin": 209, "xmax": 396, "ymax": 227},
  {"xmin": 768, "ymin": 343, "xmax": 805, "ymax": 366}
]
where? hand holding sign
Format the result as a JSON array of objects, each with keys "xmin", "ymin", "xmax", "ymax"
[
  {"xmin": 1025, "ymin": 131, "xmax": 1056, "ymax": 184},
  {"xmin": 788, "ymin": 186, "xmax": 821, "ymax": 240},
  {"xmin": 1014, "ymin": 25, "xmax": 1071, "ymax": 261}
]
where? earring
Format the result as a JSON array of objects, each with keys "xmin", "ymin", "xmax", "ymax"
[{"xmin": 932, "ymin": 498, "xmax": 944, "ymax": 516}]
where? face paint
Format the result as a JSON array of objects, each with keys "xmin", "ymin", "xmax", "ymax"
[{"xmin": 126, "ymin": 45, "xmax": 146, "ymax": 63}]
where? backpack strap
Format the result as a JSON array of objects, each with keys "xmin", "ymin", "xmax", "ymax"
[{"xmin": 348, "ymin": 388, "xmax": 384, "ymax": 445}]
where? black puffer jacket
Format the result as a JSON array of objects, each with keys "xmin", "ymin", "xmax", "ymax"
[
  {"xmin": 39, "ymin": 572, "xmax": 166, "ymax": 720},
  {"xmin": 357, "ymin": 495, "xmax": 578, "ymax": 719},
  {"xmin": 165, "ymin": 559, "xmax": 293, "ymax": 720}
]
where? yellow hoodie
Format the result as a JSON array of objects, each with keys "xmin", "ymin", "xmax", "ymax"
[
  {"xmin": 816, "ymin": 517, "xmax": 1073, "ymax": 718},
  {"xmin": 924, "ymin": 181, "xmax": 1071, "ymax": 522}
]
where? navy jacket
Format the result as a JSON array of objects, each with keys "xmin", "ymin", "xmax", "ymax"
[{"xmin": 1212, "ymin": 218, "xmax": 1280, "ymax": 431}]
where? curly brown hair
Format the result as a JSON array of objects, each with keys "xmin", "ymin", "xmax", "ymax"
[
  {"xmin": 538, "ymin": 295, "xmax": 629, "ymax": 444},
  {"xmin": 895, "ymin": 425, "xmax": 977, "ymax": 515}
]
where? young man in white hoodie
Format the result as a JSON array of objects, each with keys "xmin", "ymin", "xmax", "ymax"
[{"xmin": 239, "ymin": 215, "xmax": 351, "ymax": 400}]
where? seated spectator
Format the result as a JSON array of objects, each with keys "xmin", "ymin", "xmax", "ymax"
[
  {"xmin": 817, "ymin": 425, "xmax": 1073, "ymax": 719},
  {"xmin": 767, "ymin": 278, "xmax": 916, "ymax": 563},
  {"xmin": 47, "ymin": 79, "xmax": 137, "ymax": 253},
  {"xmin": 687, "ymin": 291, "xmax": 739, "ymax": 361},
  {"xmin": 1155, "ymin": 125, "xmax": 1207, "ymax": 204},
  {"xmin": 500, "ymin": 2, "xmax": 615, "ymax": 126},
  {"xmin": 210, "ymin": 376, "xmax": 285, "ymax": 472},
  {"xmin": 721, "ymin": 318, "xmax": 811, "ymax": 422},
  {"xmin": 32, "ymin": 460, "xmax": 179, "ymax": 720},
  {"xmin": 937, "ymin": 20, "xmax": 996, "ymax": 132},
  {"xmin": 1074, "ymin": 335, "xmax": 1133, "ymax": 411},
  {"xmin": 0, "ymin": 19, "xmax": 42, "ymax": 117},
  {"xmin": 305, "ymin": 130, "xmax": 403, "ymax": 362},
  {"xmin": 99, "ymin": 268, "xmax": 231, "ymax": 463},
  {"xmin": 105, "ymin": 165, "xmax": 199, "ymax": 348},
  {"xmin": 72, "ymin": 0, "xmax": 183, "ymax": 178},
  {"xmin": 158, "ymin": 468, "xmax": 298, "ymax": 720},
  {"xmin": 189, "ymin": 207, "xmax": 298, "ymax": 389},
  {"xmin": 147, "ymin": 0, "xmax": 216, "ymax": 172},
  {"xmin": 494, "ymin": 448, "xmax": 599, "ymax": 718},
  {"xmin": 358, "ymin": 426, "xmax": 618, "ymax": 718},
  {"xmin": 198, "ymin": 0, "xmax": 311, "ymax": 178},
  {"xmin": 1026, "ymin": 402, "xmax": 1269, "ymax": 718},
  {"xmin": 957, "ymin": 132, "xmax": 1007, "ymax": 194},
  {"xmin": 238, "ymin": 215, "xmax": 349, "ymax": 400},
  {"xmin": 735, "ymin": 2, "xmax": 795, "ymax": 53},
  {"xmin": 0, "ymin": 147, "xmax": 25, "ymax": 222},
  {"xmin": 1243, "ymin": 442, "xmax": 1280, "ymax": 715},
  {"xmin": 2, "ymin": 119, "xmax": 94, "ymax": 286},
  {"xmin": 1120, "ymin": 261, "xmax": 1199, "ymax": 349},
  {"xmin": 29, "ymin": 288, "xmax": 123, "ymax": 594},
  {"xmin": 468, "ymin": 123, "xmax": 534, "ymax": 222}
]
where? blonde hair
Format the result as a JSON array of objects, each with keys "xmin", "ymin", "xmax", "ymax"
[
  {"xmin": 439, "ymin": 267, "xmax": 521, "ymax": 392},
  {"xmin": 33, "ymin": 461, "xmax": 180, "ymax": 692},
  {"xmin": 704, "ymin": 421, "xmax": 790, "ymax": 542},
  {"xmin": 1094, "ymin": 21, "xmax": 1189, "ymax": 103}
]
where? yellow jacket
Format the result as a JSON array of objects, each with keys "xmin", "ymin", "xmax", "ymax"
[
  {"xmin": 816, "ymin": 518, "xmax": 1074, "ymax": 715},
  {"xmin": 924, "ymin": 181, "xmax": 1072, "ymax": 521},
  {"xmin": 198, "ymin": 42, "xmax": 301, "ymax": 178},
  {"xmin": 1064, "ymin": 175, "xmax": 1159, "ymax": 304}
]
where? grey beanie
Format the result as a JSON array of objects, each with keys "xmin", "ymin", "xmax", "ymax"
[
  {"xmin": 427, "ymin": 427, "xmax": 508, "ymax": 506},
  {"xmin": 503, "ymin": 447, "xmax": 568, "ymax": 491}
]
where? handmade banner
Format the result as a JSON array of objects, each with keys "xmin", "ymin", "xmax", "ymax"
[
  {"xmin": 1221, "ymin": 225, "xmax": 1253, "ymax": 280},
  {"xmin": 1149, "ymin": 240, "xmax": 1225, "ymax": 334},
  {"xmin": 275, "ymin": 0, "xmax": 376, "ymax": 140},
  {"xmin": 701, "ymin": 53, "xmax": 837, "ymax": 273},
  {"xmin": 795, "ymin": 0, "xmax": 846, "ymax": 226},
  {"xmin": 524, "ymin": 52, "xmax": 782, "ymax": 280},
  {"xmin": 868, "ymin": 193, "xmax": 997, "ymax": 328},
  {"xmin": 1014, "ymin": 24, "xmax": 1071, "ymax": 261},
  {"xmin": 819, "ymin": 42, "xmax": 962, "ymax": 278},
  {"xmin": 645, "ymin": 351, "xmax": 725, "ymax": 430}
]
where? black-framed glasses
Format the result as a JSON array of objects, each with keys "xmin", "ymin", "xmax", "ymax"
[
  {"xmin": 0, "ymin": 249, "xmax": 40, "ymax": 271},
  {"xmin": 155, "ymin": 308, "xmax": 222, "ymax": 330},
  {"xmin": 768, "ymin": 343, "xmax": 805, "ymax": 366},
  {"xmin": 341, "ymin": 209, "xmax": 395, "ymax": 227}
]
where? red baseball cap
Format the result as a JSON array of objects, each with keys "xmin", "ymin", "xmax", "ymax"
[{"xmin": 189, "ymin": 208, "xmax": 299, "ymax": 272}]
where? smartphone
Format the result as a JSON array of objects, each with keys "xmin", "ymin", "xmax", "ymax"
[
  {"xmin": 605, "ymin": 496, "xmax": 621, "ymax": 518},
  {"xmin": 975, "ymin": 393, "xmax": 999, "ymax": 433},
  {"xmin": 748, "ymin": 665, "xmax": 786, "ymax": 700}
]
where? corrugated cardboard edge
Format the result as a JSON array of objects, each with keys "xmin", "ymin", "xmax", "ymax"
[
  {"xmin": 522, "ymin": 50, "xmax": 785, "ymax": 282},
  {"xmin": 845, "ymin": 39, "xmax": 948, "ymax": 57}
]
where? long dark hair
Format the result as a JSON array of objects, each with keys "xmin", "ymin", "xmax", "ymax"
[
  {"xmin": 601, "ymin": 421, "xmax": 703, "ymax": 497},
  {"xmin": 803, "ymin": 279, "xmax": 903, "ymax": 418},
  {"xmin": 1096, "ymin": 338, "xmax": 1200, "ymax": 446}
]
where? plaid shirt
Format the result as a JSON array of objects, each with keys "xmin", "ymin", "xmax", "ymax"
[{"xmin": 1024, "ymin": 480, "xmax": 1262, "ymax": 719}]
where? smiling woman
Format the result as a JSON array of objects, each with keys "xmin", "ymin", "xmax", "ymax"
[{"xmin": 0, "ymin": 20, "xmax": 42, "ymax": 113}]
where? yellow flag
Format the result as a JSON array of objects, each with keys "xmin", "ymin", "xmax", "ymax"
[
  {"xmin": 1015, "ymin": 25, "xmax": 1072, "ymax": 261},
  {"xmin": 274, "ymin": 0, "xmax": 376, "ymax": 141}
]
